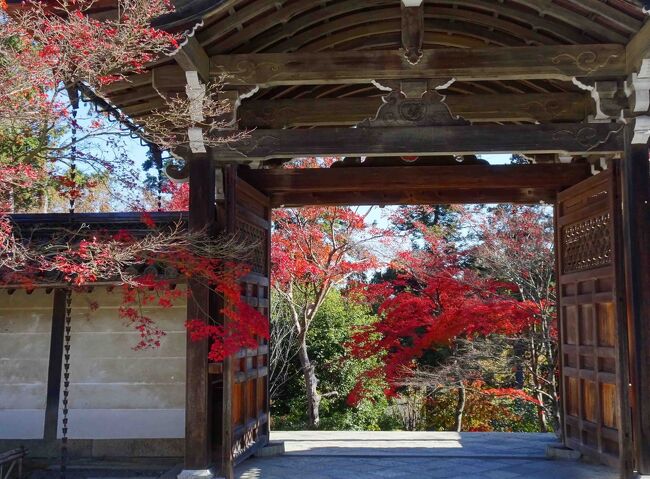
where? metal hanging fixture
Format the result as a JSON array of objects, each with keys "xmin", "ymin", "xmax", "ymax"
[
  {"xmin": 60, "ymin": 290, "xmax": 72, "ymax": 479},
  {"xmin": 67, "ymin": 87, "xmax": 79, "ymax": 215},
  {"xmin": 150, "ymin": 144, "xmax": 164, "ymax": 212},
  {"xmin": 60, "ymin": 84, "xmax": 79, "ymax": 479}
]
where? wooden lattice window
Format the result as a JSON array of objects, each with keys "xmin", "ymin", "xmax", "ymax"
[
  {"xmin": 561, "ymin": 213, "xmax": 611, "ymax": 274},
  {"xmin": 235, "ymin": 219, "xmax": 267, "ymax": 275}
]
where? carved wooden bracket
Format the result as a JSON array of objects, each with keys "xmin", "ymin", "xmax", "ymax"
[
  {"xmin": 359, "ymin": 80, "xmax": 468, "ymax": 128},
  {"xmin": 218, "ymin": 85, "xmax": 259, "ymax": 129},
  {"xmin": 625, "ymin": 61, "xmax": 650, "ymax": 113},
  {"xmin": 573, "ymin": 78, "xmax": 627, "ymax": 122},
  {"xmin": 631, "ymin": 116, "xmax": 650, "ymax": 144},
  {"xmin": 592, "ymin": 81, "xmax": 627, "ymax": 121},
  {"xmin": 401, "ymin": 1, "xmax": 424, "ymax": 65}
]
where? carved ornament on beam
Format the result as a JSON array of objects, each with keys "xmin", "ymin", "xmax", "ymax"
[
  {"xmin": 358, "ymin": 80, "xmax": 468, "ymax": 128},
  {"xmin": 572, "ymin": 78, "xmax": 627, "ymax": 122},
  {"xmin": 401, "ymin": 0, "xmax": 424, "ymax": 65},
  {"xmin": 219, "ymin": 84, "xmax": 259, "ymax": 129}
]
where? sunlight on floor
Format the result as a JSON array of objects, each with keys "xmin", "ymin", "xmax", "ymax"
[{"xmin": 236, "ymin": 432, "xmax": 618, "ymax": 479}]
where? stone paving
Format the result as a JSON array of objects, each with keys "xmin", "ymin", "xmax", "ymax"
[{"xmin": 235, "ymin": 431, "xmax": 618, "ymax": 479}]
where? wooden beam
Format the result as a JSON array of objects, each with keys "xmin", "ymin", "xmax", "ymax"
[
  {"xmin": 622, "ymin": 125, "xmax": 650, "ymax": 474},
  {"xmin": 211, "ymin": 123, "xmax": 623, "ymax": 161},
  {"xmin": 152, "ymin": 64, "xmax": 187, "ymax": 94},
  {"xmin": 267, "ymin": 188, "xmax": 557, "ymax": 207},
  {"xmin": 210, "ymin": 45, "xmax": 626, "ymax": 86},
  {"xmin": 171, "ymin": 36, "xmax": 211, "ymax": 83},
  {"xmin": 238, "ymin": 92, "xmax": 592, "ymax": 128},
  {"xmin": 626, "ymin": 19, "xmax": 650, "ymax": 75},
  {"xmin": 240, "ymin": 164, "xmax": 591, "ymax": 198}
]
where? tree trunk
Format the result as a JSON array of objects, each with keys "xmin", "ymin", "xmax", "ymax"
[
  {"xmin": 529, "ymin": 335, "xmax": 549, "ymax": 432},
  {"xmin": 298, "ymin": 332, "xmax": 320, "ymax": 428},
  {"xmin": 536, "ymin": 391, "xmax": 548, "ymax": 433},
  {"xmin": 453, "ymin": 382, "xmax": 466, "ymax": 432},
  {"xmin": 513, "ymin": 340, "xmax": 525, "ymax": 388}
]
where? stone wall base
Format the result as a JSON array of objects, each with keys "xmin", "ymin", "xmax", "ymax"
[
  {"xmin": 0, "ymin": 438, "xmax": 184, "ymax": 460},
  {"xmin": 545, "ymin": 443, "xmax": 582, "ymax": 461}
]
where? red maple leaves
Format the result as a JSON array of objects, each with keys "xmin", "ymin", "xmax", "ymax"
[
  {"xmin": 272, "ymin": 206, "xmax": 379, "ymax": 290},
  {"xmin": 349, "ymin": 223, "xmax": 543, "ymax": 403}
]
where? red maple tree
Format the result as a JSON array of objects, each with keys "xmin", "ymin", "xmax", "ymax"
[
  {"xmin": 348, "ymin": 215, "xmax": 541, "ymax": 407},
  {"xmin": 468, "ymin": 204, "xmax": 558, "ymax": 430},
  {"xmin": 272, "ymin": 203, "xmax": 385, "ymax": 427}
]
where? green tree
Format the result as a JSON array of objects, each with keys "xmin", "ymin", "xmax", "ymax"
[{"xmin": 271, "ymin": 289, "xmax": 399, "ymax": 431}]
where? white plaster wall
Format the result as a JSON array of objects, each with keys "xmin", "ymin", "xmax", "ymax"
[
  {"xmin": 0, "ymin": 290, "xmax": 53, "ymax": 439},
  {"xmin": 59, "ymin": 287, "xmax": 187, "ymax": 439}
]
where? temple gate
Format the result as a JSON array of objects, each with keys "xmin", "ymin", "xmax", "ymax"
[{"xmin": 2, "ymin": 1, "xmax": 649, "ymax": 479}]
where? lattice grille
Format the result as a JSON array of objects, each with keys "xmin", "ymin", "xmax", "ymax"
[
  {"xmin": 562, "ymin": 214, "xmax": 611, "ymax": 274},
  {"xmin": 236, "ymin": 219, "xmax": 266, "ymax": 274}
]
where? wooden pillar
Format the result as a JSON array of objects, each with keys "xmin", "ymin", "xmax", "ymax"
[
  {"xmin": 622, "ymin": 122, "xmax": 650, "ymax": 475},
  {"xmin": 43, "ymin": 289, "xmax": 67, "ymax": 441},
  {"xmin": 553, "ymin": 204, "xmax": 567, "ymax": 444},
  {"xmin": 185, "ymin": 154, "xmax": 216, "ymax": 470},
  {"xmin": 219, "ymin": 165, "xmax": 236, "ymax": 479}
]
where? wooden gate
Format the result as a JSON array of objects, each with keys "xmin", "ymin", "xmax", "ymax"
[
  {"xmin": 219, "ymin": 166, "xmax": 271, "ymax": 477},
  {"xmin": 556, "ymin": 164, "xmax": 632, "ymax": 474}
]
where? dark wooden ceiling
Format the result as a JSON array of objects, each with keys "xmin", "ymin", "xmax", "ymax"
[{"xmin": 85, "ymin": 0, "xmax": 647, "ymax": 135}]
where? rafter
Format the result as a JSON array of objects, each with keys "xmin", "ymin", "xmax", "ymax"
[
  {"xmin": 509, "ymin": 0, "xmax": 630, "ymax": 43},
  {"xmin": 210, "ymin": 45, "xmax": 626, "ymax": 86}
]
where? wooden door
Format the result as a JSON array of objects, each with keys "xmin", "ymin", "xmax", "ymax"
[
  {"xmin": 219, "ymin": 166, "xmax": 271, "ymax": 476},
  {"xmin": 556, "ymin": 164, "xmax": 632, "ymax": 475}
]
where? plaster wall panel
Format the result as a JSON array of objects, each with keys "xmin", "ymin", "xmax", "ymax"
[
  {"xmin": 0, "ymin": 290, "xmax": 53, "ymax": 439},
  {"xmin": 58, "ymin": 287, "xmax": 187, "ymax": 440}
]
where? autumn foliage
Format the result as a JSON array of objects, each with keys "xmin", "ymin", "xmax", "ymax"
[
  {"xmin": 347, "ymin": 209, "xmax": 549, "ymax": 415},
  {"xmin": 271, "ymin": 203, "xmax": 384, "ymax": 427},
  {"xmin": 0, "ymin": 1, "xmax": 269, "ymax": 360}
]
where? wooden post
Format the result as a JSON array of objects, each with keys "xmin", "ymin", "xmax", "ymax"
[
  {"xmin": 622, "ymin": 123, "xmax": 650, "ymax": 475},
  {"xmin": 609, "ymin": 161, "xmax": 634, "ymax": 478},
  {"xmin": 43, "ymin": 289, "xmax": 67, "ymax": 441},
  {"xmin": 185, "ymin": 154, "xmax": 216, "ymax": 471},
  {"xmin": 219, "ymin": 165, "xmax": 237, "ymax": 479},
  {"xmin": 553, "ymin": 204, "xmax": 567, "ymax": 445}
]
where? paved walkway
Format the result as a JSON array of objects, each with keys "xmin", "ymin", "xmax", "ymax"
[{"xmin": 235, "ymin": 431, "xmax": 618, "ymax": 479}]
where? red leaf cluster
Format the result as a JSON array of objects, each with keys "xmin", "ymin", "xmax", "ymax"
[
  {"xmin": 349, "ymin": 228, "xmax": 541, "ymax": 402},
  {"xmin": 272, "ymin": 206, "xmax": 378, "ymax": 290}
]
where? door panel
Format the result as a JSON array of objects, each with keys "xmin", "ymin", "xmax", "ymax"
[
  {"xmin": 221, "ymin": 167, "xmax": 271, "ymax": 474},
  {"xmin": 556, "ymin": 164, "xmax": 632, "ymax": 475}
]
